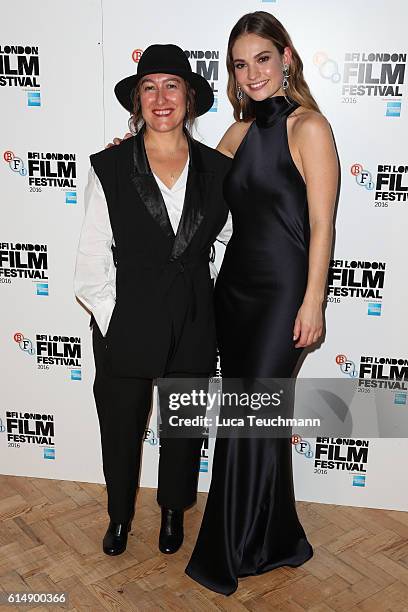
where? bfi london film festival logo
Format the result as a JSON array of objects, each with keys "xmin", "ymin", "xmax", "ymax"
[
  {"xmin": 0, "ymin": 242, "xmax": 48, "ymax": 295},
  {"xmin": 3, "ymin": 150, "xmax": 77, "ymax": 205},
  {"xmin": 315, "ymin": 437, "xmax": 369, "ymax": 487},
  {"xmin": 184, "ymin": 49, "xmax": 219, "ymax": 112},
  {"xmin": 13, "ymin": 331, "xmax": 82, "ymax": 381},
  {"xmin": 144, "ymin": 428, "xmax": 158, "ymax": 446},
  {"xmin": 359, "ymin": 354, "xmax": 408, "ymax": 405},
  {"xmin": 335, "ymin": 354, "xmax": 358, "ymax": 378},
  {"xmin": 132, "ymin": 48, "xmax": 143, "ymax": 63},
  {"xmin": 313, "ymin": 51, "xmax": 406, "ymax": 116},
  {"xmin": 351, "ymin": 162, "xmax": 408, "ymax": 208},
  {"xmin": 336, "ymin": 352, "xmax": 408, "ymax": 381},
  {"xmin": 5, "ymin": 410, "xmax": 55, "ymax": 460},
  {"xmin": 328, "ymin": 258, "xmax": 386, "ymax": 316},
  {"xmin": 293, "ymin": 434, "xmax": 368, "ymax": 487},
  {"xmin": 0, "ymin": 44, "xmax": 41, "ymax": 106},
  {"xmin": 293, "ymin": 434, "xmax": 314, "ymax": 459},
  {"xmin": 336, "ymin": 353, "xmax": 407, "ymax": 405},
  {"xmin": 131, "ymin": 47, "xmax": 219, "ymax": 112}
]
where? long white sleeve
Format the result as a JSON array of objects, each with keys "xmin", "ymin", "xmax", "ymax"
[
  {"xmin": 74, "ymin": 167, "xmax": 116, "ymax": 337},
  {"xmin": 216, "ymin": 212, "xmax": 233, "ymax": 245},
  {"xmin": 208, "ymin": 212, "xmax": 233, "ymax": 279}
]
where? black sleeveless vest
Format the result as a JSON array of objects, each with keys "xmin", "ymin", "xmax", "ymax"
[{"xmin": 90, "ymin": 130, "xmax": 231, "ymax": 377}]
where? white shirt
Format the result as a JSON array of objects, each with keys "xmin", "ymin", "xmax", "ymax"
[
  {"xmin": 74, "ymin": 165, "xmax": 233, "ymax": 336},
  {"xmin": 152, "ymin": 158, "xmax": 189, "ymax": 234}
]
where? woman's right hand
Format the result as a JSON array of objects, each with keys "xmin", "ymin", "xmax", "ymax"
[{"xmin": 105, "ymin": 132, "xmax": 133, "ymax": 149}]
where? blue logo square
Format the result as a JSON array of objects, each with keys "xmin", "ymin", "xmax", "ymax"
[
  {"xmin": 368, "ymin": 302, "xmax": 381, "ymax": 316},
  {"xmin": 199, "ymin": 459, "xmax": 208, "ymax": 472},
  {"xmin": 209, "ymin": 97, "xmax": 218, "ymax": 113},
  {"xmin": 27, "ymin": 91, "xmax": 41, "ymax": 107},
  {"xmin": 353, "ymin": 475, "xmax": 366, "ymax": 487},
  {"xmin": 386, "ymin": 102, "xmax": 401, "ymax": 117},
  {"xmin": 71, "ymin": 369, "xmax": 82, "ymax": 381},
  {"xmin": 43, "ymin": 447, "xmax": 55, "ymax": 460},
  {"xmin": 36, "ymin": 283, "xmax": 49, "ymax": 296},
  {"xmin": 394, "ymin": 392, "xmax": 407, "ymax": 405},
  {"xmin": 66, "ymin": 191, "xmax": 77, "ymax": 205}
]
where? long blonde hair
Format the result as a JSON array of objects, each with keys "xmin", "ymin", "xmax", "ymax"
[{"xmin": 227, "ymin": 11, "xmax": 320, "ymax": 121}]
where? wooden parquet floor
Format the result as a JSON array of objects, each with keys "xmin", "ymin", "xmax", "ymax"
[{"xmin": 0, "ymin": 475, "xmax": 408, "ymax": 611}]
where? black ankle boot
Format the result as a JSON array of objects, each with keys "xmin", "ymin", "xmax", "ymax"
[
  {"xmin": 159, "ymin": 507, "xmax": 184, "ymax": 554},
  {"xmin": 103, "ymin": 520, "xmax": 132, "ymax": 556}
]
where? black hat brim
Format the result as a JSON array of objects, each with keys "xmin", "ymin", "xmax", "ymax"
[{"xmin": 114, "ymin": 69, "xmax": 214, "ymax": 117}]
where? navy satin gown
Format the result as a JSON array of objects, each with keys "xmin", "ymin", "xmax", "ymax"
[{"xmin": 185, "ymin": 96, "xmax": 313, "ymax": 595}]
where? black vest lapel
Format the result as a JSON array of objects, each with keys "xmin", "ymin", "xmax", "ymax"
[
  {"xmin": 131, "ymin": 129, "xmax": 175, "ymax": 239},
  {"xmin": 170, "ymin": 135, "xmax": 214, "ymax": 261}
]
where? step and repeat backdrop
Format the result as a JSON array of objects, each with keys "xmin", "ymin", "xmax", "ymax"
[{"xmin": 1, "ymin": 0, "xmax": 407, "ymax": 511}]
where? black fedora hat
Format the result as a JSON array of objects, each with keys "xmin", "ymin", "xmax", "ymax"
[{"xmin": 115, "ymin": 44, "xmax": 214, "ymax": 117}]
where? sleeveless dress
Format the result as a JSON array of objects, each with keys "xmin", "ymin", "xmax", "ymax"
[{"xmin": 185, "ymin": 96, "xmax": 313, "ymax": 595}]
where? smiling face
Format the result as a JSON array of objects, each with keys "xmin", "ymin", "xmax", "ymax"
[
  {"xmin": 139, "ymin": 73, "xmax": 187, "ymax": 133},
  {"xmin": 232, "ymin": 33, "xmax": 291, "ymax": 101}
]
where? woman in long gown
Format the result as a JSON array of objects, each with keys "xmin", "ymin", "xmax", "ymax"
[{"xmin": 185, "ymin": 11, "xmax": 338, "ymax": 595}]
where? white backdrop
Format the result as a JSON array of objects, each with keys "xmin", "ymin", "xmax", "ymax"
[{"xmin": 1, "ymin": 0, "xmax": 407, "ymax": 511}]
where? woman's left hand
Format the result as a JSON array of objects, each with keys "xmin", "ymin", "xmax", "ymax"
[{"xmin": 293, "ymin": 299, "xmax": 324, "ymax": 348}]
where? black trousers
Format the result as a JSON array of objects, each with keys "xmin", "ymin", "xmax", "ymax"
[{"xmin": 92, "ymin": 323, "xmax": 206, "ymax": 523}]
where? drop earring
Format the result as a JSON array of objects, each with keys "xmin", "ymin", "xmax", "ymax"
[
  {"xmin": 282, "ymin": 63, "xmax": 290, "ymax": 91},
  {"xmin": 236, "ymin": 84, "xmax": 244, "ymax": 120}
]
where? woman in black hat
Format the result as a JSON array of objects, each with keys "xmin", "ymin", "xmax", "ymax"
[
  {"xmin": 75, "ymin": 44, "xmax": 232, "ymax": 557},
  {"xmin": 105, "ymin": 14, "xmax": 337, "ymax": 595}
]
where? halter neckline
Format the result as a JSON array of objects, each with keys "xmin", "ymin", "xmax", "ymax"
[{"xmin": 254, "ymin": 96, "xmax": 299, "ymax": 128}]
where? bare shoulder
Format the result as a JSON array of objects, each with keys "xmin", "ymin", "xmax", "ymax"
[
  {"xmin": 290, "ymin": 107, "xmax": 332, "ymax": 142},
  {"xmin": 217, "ymin": 120, "xmax": 254, "ymax": 158}
]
